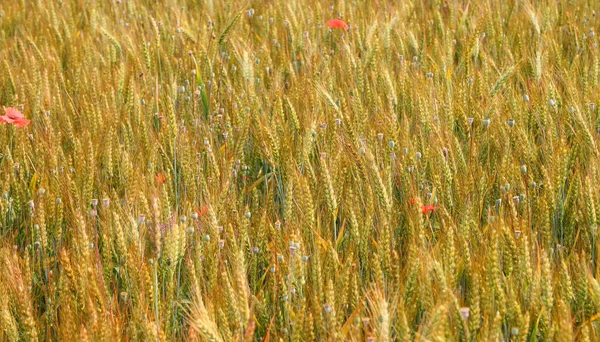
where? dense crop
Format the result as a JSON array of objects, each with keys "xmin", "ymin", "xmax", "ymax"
[{"xmin": 1, "ymin": 0, "xmax": 600, "ymax": 340}]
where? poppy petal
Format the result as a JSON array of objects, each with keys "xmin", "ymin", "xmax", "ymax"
[
  {"xmin": 13, "ymin": 118, "xmax": 31, "ymax": 128},
  {"xmin": 5, "ymin": 107, "xmax": 24, "ymax": 120},
  {"xmin": 0, "ymin": 115, "xmax": 15, "ymax": 123},
  {"xmin": 327, "ymin": 19, "xmax": 348, "ymax": 30}
]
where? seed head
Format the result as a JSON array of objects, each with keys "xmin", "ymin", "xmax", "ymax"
[{"xmin": 520, "ymin": 165, "xmax": 527, "ymax": 174}]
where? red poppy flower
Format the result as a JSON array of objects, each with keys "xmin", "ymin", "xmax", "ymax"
[
  {"xmin": 422, "ymin": 204, "xmax": 436, "ymax": 215},
  {"xmin": 327, "ymin": 19, "xmax": 348, "ymax": 30},
  {"xmin": 0, "ymin": 107, "xmax": 30, "ymax": 127},
  {"xmin": 196, "ymin": 205, "xmax": 209, "ymax": 217},
  {"xmin": 155, "ymin": 172, "xmax": 167, "ymax": 184}
]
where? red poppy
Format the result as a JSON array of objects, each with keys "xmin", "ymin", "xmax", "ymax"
[
  {"xmin": 155, "ymin": 172, "xmax": 167, "ymax": 184},
  {"xmin": 0, "ymin": 107, "xmax": 30, "ymax": 127},
  {"xmin": 410, "ymin": 198, "xmax": 416, "ymax": 205},
  {"xmin": 422, "ymin": 204, "xmax": 436, "ymax": 215},
  {"xmin": 196, "ymin": 205, "xmax": 209, "ymax": 217},
  {"xmin": 327, "ymin": 19, "xmax": 348, "ymax": 30}
]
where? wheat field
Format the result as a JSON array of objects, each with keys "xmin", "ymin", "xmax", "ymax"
[{"xmin": 0, "ymin": 0, "xmax": 599, "ymax": 341}]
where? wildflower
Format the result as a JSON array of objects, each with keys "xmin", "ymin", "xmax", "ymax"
[
  {"xmin": 459, "ymin": 307, "xmax": 470, "ymax": 319},
  {"xmin": 422, "ymin": 204, "xmax": 436, "ymax": 215},
  {"xmin": 482, "ymin": 118, "xmax": 491, "ymax": 127},
  {"xmin": 327, "ymin": 19, "xmax": 348, "ymax": 30},
  {"xmin": 195, "ymin": 205, "xmax": 209, "ymax": 218},
  {"xmin": 155, "ymin": 172, "xmax": 167, "ymax": 184},
  {"xmin": 507, "ymin": 119, "xmax": 515, "ymax": 127},
  {"xmin": 0, "ymin": 107, "xmax": 31, "ymax": 127},
  {"xmin": 186, "ymin": 227, "xmax": 195, "ymax": 234},
  {"xmin": 520, "ymin": 165, "xmax": 527, "ymax": 174}
]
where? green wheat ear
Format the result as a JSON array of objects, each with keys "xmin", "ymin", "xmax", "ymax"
[
  {"xmin": 219, "ymin": 11, "xmax": 242, "ymax": 47},
  {"xmin": 191, "ymin": 54, "xmax": 210, "ymax": 119}
]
